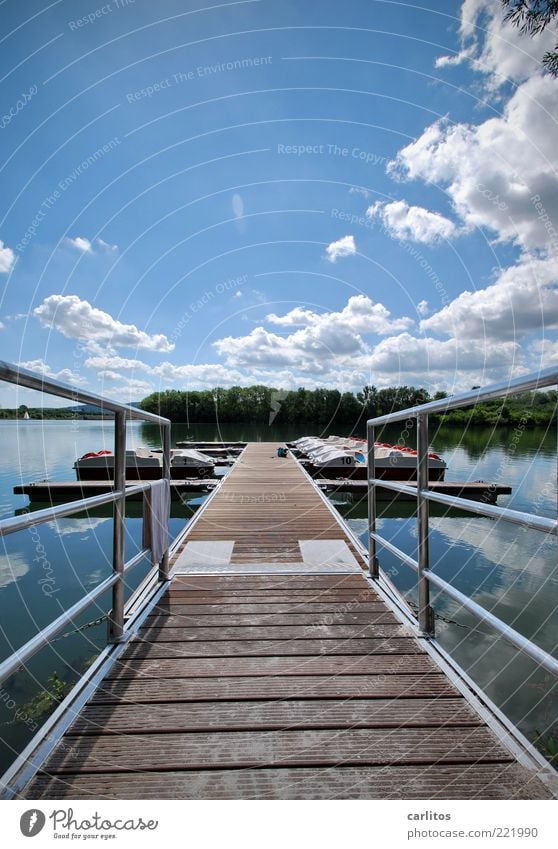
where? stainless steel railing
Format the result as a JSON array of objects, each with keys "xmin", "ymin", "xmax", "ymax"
[
  {"xmin": 367, "ymin": 366, "xmax": 558, "ymax": 677},
  {"xmin": 0, "ymin": 360, "xmax": 171, "ymax": 686}
]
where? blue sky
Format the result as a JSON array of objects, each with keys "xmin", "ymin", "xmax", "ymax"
[{"xmin": 1, "ymin": 0, "xmax": 557, "ymax": 406}]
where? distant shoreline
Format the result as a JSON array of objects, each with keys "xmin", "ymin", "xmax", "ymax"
[
  {"xmin": 1, "ymin": 413, "xmax": 556, "ymax": 428},
  {"xmin": 0, "ymin": 413, "xmax": 112, "ymax": 420},
  {"xmin": 2, "ymin": 384, "xmax": 556, "ymax": 427}
]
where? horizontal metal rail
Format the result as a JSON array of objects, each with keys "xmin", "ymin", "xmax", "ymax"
[
  {"xmin": 123, "ymin": 548, "xmax": 151, "ymax": 574},
  {"xmin": 0, "ymin": 544, "xmax": 153, "ymax": 688},
  {"xmin": 368, "ymin": 478, "xmax": 419, "ymax": 498},
  {"xmin": 421, "ymin": 488, "xmax": 558, "ymax": 535},
  {"xmin": 0, "ymin": 572, "xmax": 119, "ymax": 686},
  {"xmin": 368, "ymin": 365, "xmax": 558, "ymax": 425},
  {"xmin": 427, "ymin": 571, "xmax": 558, "ymax": 677},
  {"xmin": 0, "ymin": 360, "xmax": 169, "ymax": 424},
  {"xmin": 0, "ymin": 482, "xmax": 152, "ymax": 537},
  {"xmin": 369, "ymin": 531, "xmax": 418, "ymax": 573},
  {"xmin": 368, "ymin": 477, "xmax": 558, "ymax": 535},
  {"xmin": 367, "ymin": 366, "xmax": 558, "ymax": 678}
]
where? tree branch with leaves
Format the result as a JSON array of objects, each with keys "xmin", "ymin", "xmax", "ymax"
[{"xmin": 502, "ymin": 0, "xmax": 558, "ymax": 75}]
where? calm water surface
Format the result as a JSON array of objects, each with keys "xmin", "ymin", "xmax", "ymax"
[{"xmin": 0, "ymin": 419, "xmax": 556, "ymax": 773}]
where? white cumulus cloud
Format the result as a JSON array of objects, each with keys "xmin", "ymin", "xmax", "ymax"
[
  {"xmin": 33, "ymin": 295, "xmax": 174, "ymax": 352},
  {"xmin": 67, "ymin": 236, "xmax": 118, "ymax": 254},
  {"xmin": 367, "ymin": 332, "xmax": 520, "ymax": 374},
  {"xmin": 388, "ymin": 76, "xmax": 558, "ymax": 253},
  {"xmin": 97, "ymin": 238, "xmax": 118, "ymax": 252},
  {"xmin": 528, "ymin": 337, "xmax": 558, "ymax": 369},
  {"xmin": 366, "ymin": 200, "xmax": 457, "ymax": 244},
  {"xmin": 435, "ymin": 0, "xmax": 557, "ymax": 87},
  {"xmin": 0, "ymin": 240, "xmax": 15, "ymax": 273},
  {"xmin": 384, "ymin": 4, "xmax": 558, "ymax": 378},
  {"xmin": 420, "ymin": 255, "xmax": 558, "ymax": 341},
  {"xmin": 325, "ymin": 235, "xmax": 356, "ymax": 262},
  {"xmin": 67, "ymin": 236, "xmax": 93, "ymax": 253},
  {"xmin": 18, "ymin": 358, "xmax": 86, "ymax": 385},
  {"xmin": 214, "ymin": 295, "xmax": 413, "ymax": 372}
]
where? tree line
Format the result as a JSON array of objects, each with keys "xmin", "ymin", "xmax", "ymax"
[
  {"xmin": 0, "ymin": 408, "xmax": 109, "ymax": 419},
  {"xmin": 140, "ymin": 385, "xmax": 558, "ymax": 427},
  {"xmin": 2, "ymin": 385, "xmax": 554, "ymax": 425}
]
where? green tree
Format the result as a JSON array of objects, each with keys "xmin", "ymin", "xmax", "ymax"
[{"xmin": 502, "ymin": 0, "xmax": 558, "ymax": 76}]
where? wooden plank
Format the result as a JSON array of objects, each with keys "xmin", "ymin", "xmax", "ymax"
[
  {"xmin": 26, "ymin": 763, "xmax": 551, "ymax": 800},
  {"xmin": 137, "ymin": 624, "xmax": 410, "ymax": 641},
  {"xmin": 124, "ymin": 637, "xmax": 424, "ymax": 659},
  {"xmin": 154, "ymin": 602, "xmax": 386, "ymax": 615},
  {"xmin": 171, "ymin": 575, "xmax": 367, "ymax": 589},
  {"xmin": 68, "ymin": 698, "xmax": 482, "ymax": 735},
  {"xmin": 172, "ymin": 565, "xmax": 369, "ymax": 576},
  {"xmin": 89, "ymin": 673, "xmax": 457, "ymax": 703},
  {"xmin": 165, "ymin": 592, "xmax": 378, "ymax": 604},
  {"xmin": 105, "ymin": 654, "xmax": 438, "ymax": 680},
  {"xmin": 43, "ymin": 727, "xmax": 513, "ymax": 773},
  {"xmin": 143, "ymin": 611, "xmax": 399, "ymax": 627}
]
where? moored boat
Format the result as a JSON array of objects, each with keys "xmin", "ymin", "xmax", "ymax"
[
  {"xmin": 288, "ymin": 435, "xmax": 447, "ymax": 481},
  {"xmin": 73, "ymin": 447, "xmax": 215, "ymax": 480},
  {"xmin": 170, "ymin": 449, "xmax": 215, "ymax": 478}
]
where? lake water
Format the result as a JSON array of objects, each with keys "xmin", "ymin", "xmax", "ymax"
[{"xmin": 0, "ymin": 418, "xmax": 556, "ymax": 774}]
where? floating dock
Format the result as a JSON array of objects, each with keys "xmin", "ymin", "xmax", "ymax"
[
  {"xmin": 13, "ymin": 479, "xmax": 219, "ymax": 503},
  {"xmin": 14, "ymin": 477, "xmax": 511, "ymax": 504},
  {"xmin": 23, "ymin": 443, "xmax": 550, "ymax": 800},
  {"xmin": 316, "ymin": 478, "xmax": 512, "ymax": 502}
]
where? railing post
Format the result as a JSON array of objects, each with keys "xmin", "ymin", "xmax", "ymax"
[
  {"xmin": 417, "ymin": 413, "xmax": 434, "ymax": 636},
  {"xmin": 159, "ymin": 422, "xmax": 171, "ymax": 582},
  {"xmin": 108, "ymin": 411, "xmax": 126, "ymax": 643},
  {"xmin": 367, "ymin": 422, "xmax": 379, "ymax": 579}
]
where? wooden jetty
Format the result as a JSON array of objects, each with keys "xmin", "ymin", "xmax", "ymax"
[
  {"xmin": 316, "ymin": 478, "xmax": 512, "ymax": 502},
  {"xmin": 14, "ymin": 479, "xmax": 219, "ymax": 503},
  {"xmin": 14, "ymin": 476, "xmax": 510, "ymax": 505},
  {"xmin": 24, "ymin": 444, "xmax": 552, "ymax": 799}
]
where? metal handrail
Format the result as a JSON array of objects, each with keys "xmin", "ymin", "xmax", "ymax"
[
  {"xmin": 0, "ymin": 360, "xmax": 166, "ymax": 423},
  {"xmin": 368, "ymin": 365, "xmax": 558, "ymax": 424},
  {"xmin": 0, "ymin": 360, "xmax": 171, "ymax": 687},
  {"xmin": 367, "ymin": 367, "xmax": 558, "ymax": 677},
  {"xmin": 0, "ymin": 482, "xmax": 151, "ymax": 537}
]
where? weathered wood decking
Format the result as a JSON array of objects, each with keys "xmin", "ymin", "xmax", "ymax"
[{"xmin": 26, "ymin": 444, "xmax": 551, "ymax": 799}]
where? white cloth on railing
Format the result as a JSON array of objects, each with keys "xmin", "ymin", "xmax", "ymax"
[{"xmin": 142, "ymin": 479, "xmax": 170, "ymax": 565}]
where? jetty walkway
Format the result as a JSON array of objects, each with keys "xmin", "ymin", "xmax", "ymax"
[{"xmin": 26, "ymin": 444, "xmax": 552, "ymax": 799}]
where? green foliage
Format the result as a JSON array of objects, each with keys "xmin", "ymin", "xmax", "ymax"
[
  {"xmin": 3, "ymin": 386, "xmax": 555, "ymax": 426},
  {"xmin": 534, "ymin": 729, "xmax": 558, "ymax": 766},
  {"xmin": 502, "ymin": 0, "xmax": 558, "ymax": 76},
  {"xmin": 18, "ymin": 672, "xmax": 68, "ymax": 723},
  {"xmin": 435, "ymin": 391, "xmax": 557, "ymax": 427},
  {"xmin": 139, "ymin": 385, "xmax": 557, "ymax": 427}
]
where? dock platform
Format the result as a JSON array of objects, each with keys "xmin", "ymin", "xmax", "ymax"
[
  {"xmin": 13, "ymin": 479, "xmax": 219, "ymax": 503},
  {"xmin": 24, "ymin": 444, "xmax": 551, "ymax": 799},
  {"xmin": 316, "ymin": 478, "xmax": 512, "ymax": 501},
  {"xmin": 14, "ymin": 477, "xmax": 511, "ymax": 505}
]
